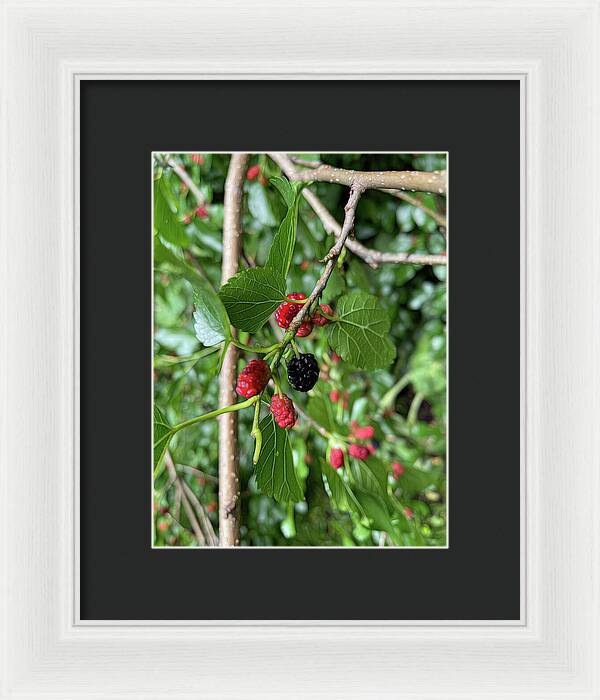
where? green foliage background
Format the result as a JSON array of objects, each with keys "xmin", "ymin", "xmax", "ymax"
[{"xmin": 153, "ymin": 153, "xmax": 447, "ymax": 547}]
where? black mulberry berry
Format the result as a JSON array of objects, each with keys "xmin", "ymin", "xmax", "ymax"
[{"xmin": 287, "ymin": 353, "xmax": 319, "ymax": 392}]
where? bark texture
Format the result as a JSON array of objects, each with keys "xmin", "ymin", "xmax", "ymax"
[
  {"xmin": 219, "ymin": 154, "xmax": 249, "ymax": 546},
  {"xmin": 271, "ymin": 157, "xmax": 447, "ymax": 195}
]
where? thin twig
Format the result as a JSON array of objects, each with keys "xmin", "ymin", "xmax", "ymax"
[
  {"xmin": 379, "ymin": 189, "xmax": 447, "ymax": 229},
  {"xmin": 177, "ymin": 464, "xmax": 219, "ymax": 483},
  {"xmin": 163, "ymin": 155, "xmax": 206, "ymax": 206},
  {"xmin": 283, "ymin": 184, "xmax": 364, "ymax": 340},
  {"xmin": 181, "ymin": 481, "xmax": 219, "ymax": 547},
  {"xmin": 164, "ymin": 451, "xmax": 206, "ymax": 546},
  {"xmin": 269, "ymin": 153, "xmax": 446, "ymax": 267},
  {"xmin": 294, "ymin": 402, "xmax": 333, "ymax": 440},
  {"xmin": 289, "ymin": 156, "xmax": 321, "ymax": 168}
]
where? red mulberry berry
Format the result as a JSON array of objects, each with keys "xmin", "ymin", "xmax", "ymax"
[
  {"xmin": 351, "ymin": 422, "xmax": 375, "ymax": 440},
  {"xmin": 349, "ymin": 444, "xmax": 370, "ymax": 461},
  {"xmin": 312, "ymin": 304, "xmax": 333, "ymax": 326},
  {"xmin": 235, "ymin": 359, "xmax": 271, "ymax": 398},
  {"xmin": 246, "ymin": 164, "xmax": 261, "ymax": 180},
  {"xmin": 275, "ymin": 292, "xmax": 306, "ymax": 329},
  {"xmin": 392, "ymin": 462, "xmax": 405, "ymax": 479},
  {"xmin": 182, "ymin": 213, "xmax": 193, "ymax": 224},
  {"xmin": 191, "ymin": 153, "xmax": 205, "ymax": 165},
  {"xmin": 329, "ymin": 447, "xmax": 344, "ymax": 469},
  {"xmin": 207, "ymin": 501, "xmax": 218, "ymax": 513},
  {"xmin": 296, "ymin": 319, "xmax": 313, "ymax": 337},
  {"xmin": 195, "ymin": 205, "xmax": 209, "ymax": 219},
  {"xmin": 329, "ymin": 390, "xmax": 340, "ymax": 403},
  {"xmin": 270, "ymin": 394, "xmax": 297, "ymax": 429},
  {"xmin": 403, "ymin": 506, "xmax": 414, "ymax": 519},
  {"xmin": 331, "ymin": 352, "xmax": 342, "ymax": 364}
]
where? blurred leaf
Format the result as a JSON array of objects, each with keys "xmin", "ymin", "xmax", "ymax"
[
  {"xmin": 350, "ymin": 456, "xmax": 388, "ymax": 495},
  {"xmin": 307, "ymin": 393, "xmax": 340, "ymax": 435},
  {"xmin": 346, "ymin": 259, "xmax": 371, "ymax": 291},
  {"xmin": 254, "ymin": 415, "xmax": 304, "ymax": 503},
  {"xmin": 154, "ymin": 179, "xmax": 189, "ymax": 247},
  {"xmin": 353, "ymin": 489, "xmax": 402, "ymax": 546},
  {"xmin": 154, "ymin": 328, "xmax": 198, "ymax": 355},
  {"xmin": 193, "ymin": 281, "xmax": 231, "ymax": 347},
  {"xmin": 322, "ymin": 461, "xmax": 351, "ymax": 512},
  {"xmin": 154, "ymin": 236, "xmax": 207, "ymax": 288},
  {"xmin": 247, "ymin": 181, "xmax": 277, "ymax": 226},
  {"xmin": 323, "ymin": 267, "xmax": 346, "ymax": 300},
  {"xmin": 326, "ymin": 292, "xmax": 396, "ymax": 370},
  {"xmin": 153, "ymin": 405, "xmax": 173, "ymax": 475},
  {"xmin": 398, "ymin": 465, "xmax": 436, "ymax": 494},
  {"xmin": 219, "ymin": 267, "xmax": 286, "ymax": 332}
]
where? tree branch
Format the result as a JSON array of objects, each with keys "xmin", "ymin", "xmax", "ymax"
[
  {"xmin": 219, "ymin": 154, "xmax": 248, "ymax": 547},
  {"xmin": 285, "ymin": 155, "xmax": 447, "ymax": 228},
  {"xmin": 273, "ymin": 157, "xmax": 447, "ymax": 195},
  {"xmin": 269, "ymin": 153, "xmax": 446, "ymax": 267}
]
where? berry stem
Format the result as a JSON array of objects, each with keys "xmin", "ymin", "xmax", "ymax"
[
  {"xmin": 290, "ymin": 340, "xmax": 300, "ymax": 357},
  {"xmin": 170, "ymin": 394, "xmax": 259, "ymax": 435},
  {"xmin": 272, "ymin": 372, "xmax": 283, "ymax": 396},
  {"xmin": 407, "ymin": 391, "xmax": 424, "ymax": 425},
  {"xmin": 378, "ymin": 372, "xmax": 414, "ymax": 413},
  {"xmin": 251, "ymin": 398, "xmax": 263, "ymax": 464},
  {"xmin": 318, "ymin": 309, "xmax": 337, "ymax": 322}
]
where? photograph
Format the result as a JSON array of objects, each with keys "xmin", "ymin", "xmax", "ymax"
[{"xmin": 152, "ymin": 152, "xmax": 447, "ymax": 548}]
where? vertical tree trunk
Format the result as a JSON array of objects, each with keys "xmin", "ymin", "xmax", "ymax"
[{"xmin": 219, "ymin": 154, "xmax": 249, "ymax": 546}]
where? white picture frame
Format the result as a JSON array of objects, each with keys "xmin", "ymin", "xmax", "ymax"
[{"xmin": 1, "ymin": 1, "xmax": 599, "ymax": 697}]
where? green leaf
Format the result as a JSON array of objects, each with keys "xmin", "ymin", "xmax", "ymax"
[
  {"xmin": 254, "ymin": 415, "xmax": 304, "ymax": 503},
  {"xmin": 218, "ymin": 266, "xmax": 286, "ymax": 332},
  {"xmin": 350, "ymin": 456, "xmax": 388, "ymax": 495},
  {"xmin": 353, "ymin": 489, "xmax": 402, "ymax": 546},
  {"xmin": 269, "ymin": 176, "xmax": 296, "ymax": 208},
  {"xmin": 326, "ymin": 292, "xmax": 396, "ymax": 370},
  {"xmin": 153, "ymin": 405, "xmax": 173, "ymax": 475},
  {"xmin": 322, "ymin": 460, "xmax": 351, "ymax": 512},
  {"xmin": 266, "ymin": 180, "xmax": 301, "ymax": 279},
  {"xmin": 193, "ymin": 279, "xmax": 231, "ymax": 347},
  {"xmin": 153, "ymin": 179, "xmax": 189, "ymax": 247}
]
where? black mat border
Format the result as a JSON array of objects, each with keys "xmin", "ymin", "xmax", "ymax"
[{"xmin": 80, "ymin": 80, "xmax": 521, "ymax": 620}]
